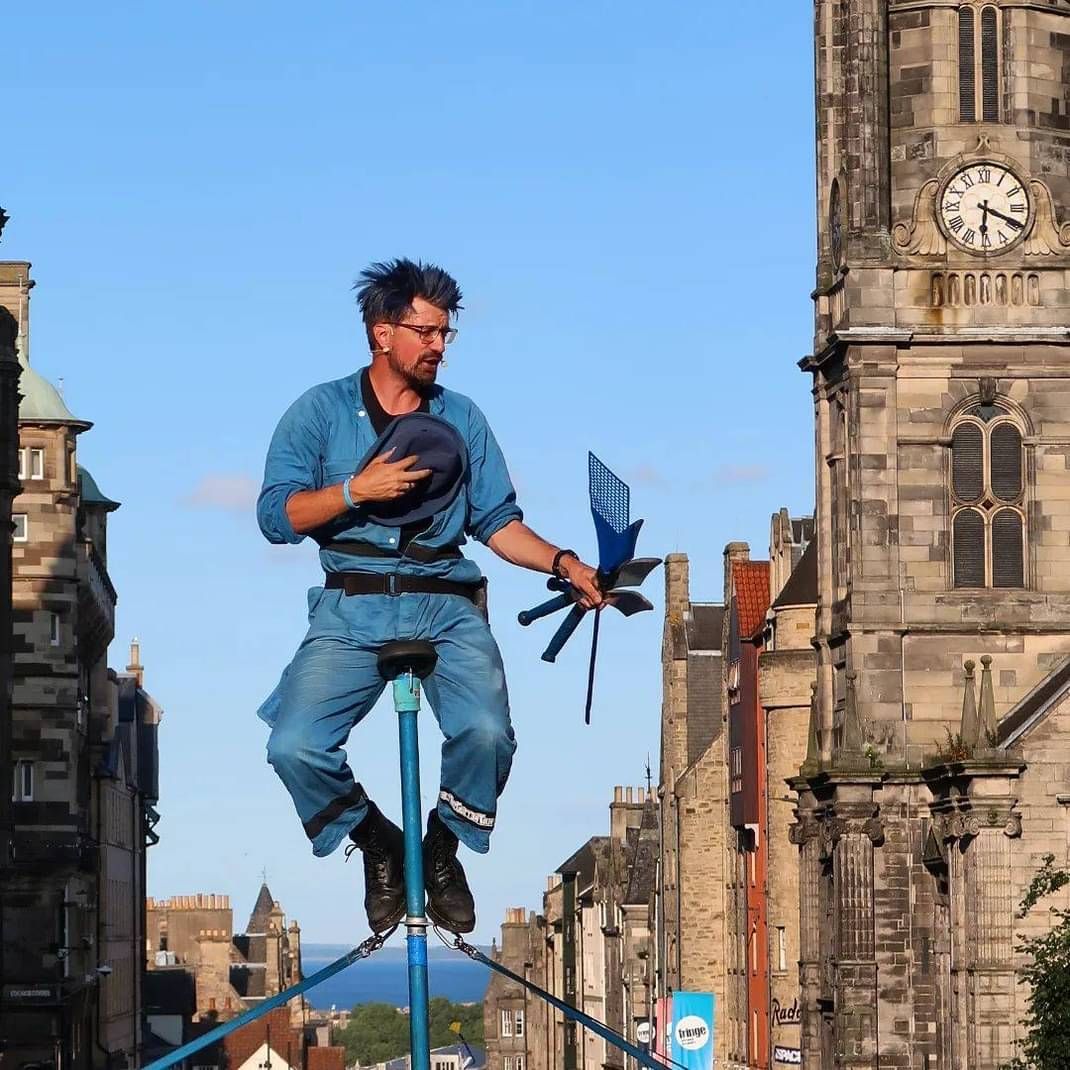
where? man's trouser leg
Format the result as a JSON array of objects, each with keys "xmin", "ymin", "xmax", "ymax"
[
  {"xmin": 420, "ymin": 598, "xmax": 517, "ymax": 854},
  {"xmin": 265, "ymin": 635, "xmax": 385, "ymax": 857}
]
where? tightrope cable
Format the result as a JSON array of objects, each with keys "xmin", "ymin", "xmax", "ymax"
[
  {"xmin": 142, "ymin": 926, "xmax": 396, "ymax": 1070},
  {"xmin": 434, "ymin": 926, "xmax": 677, "ymax": 1070}
]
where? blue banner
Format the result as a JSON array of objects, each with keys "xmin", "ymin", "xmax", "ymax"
[{"xmin": 670, "ymin": 991, "xmax": 715, "ymax": 1070}]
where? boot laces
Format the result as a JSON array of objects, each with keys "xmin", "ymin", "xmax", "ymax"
[
  {"xmin": 431, "ymin": 834, "xmax": 458, "ymax": 889},
  {"xmin": 345, "ymin": 840, "xmax": 392, "ymax": 885}
]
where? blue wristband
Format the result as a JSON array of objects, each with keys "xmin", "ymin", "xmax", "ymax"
[{"xmin": 341, "ymin": 476, "xmax": 358, "ymax": 510}]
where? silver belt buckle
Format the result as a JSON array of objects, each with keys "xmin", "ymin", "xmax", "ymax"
[{"xmin": 386, "ymin": 573, "xmax": 399, "ymax": 597}]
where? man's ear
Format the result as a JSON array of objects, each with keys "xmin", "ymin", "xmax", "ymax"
[{"xmin": 371, "ymin": 321, "xmax": 393, "ymax": 354}]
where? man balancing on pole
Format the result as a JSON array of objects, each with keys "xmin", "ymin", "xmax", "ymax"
[{"xmin": 256, "ymin": 259, "xmax": 602, "ymax": 935}]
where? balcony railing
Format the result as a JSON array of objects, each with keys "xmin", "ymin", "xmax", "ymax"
[
  {"xmin": 11, "ymin": 831, "xmax": 98, "ymax": 872},
  {"xmin": 77, "ymin": 540, "xmax": 116, "ymax": 655}
]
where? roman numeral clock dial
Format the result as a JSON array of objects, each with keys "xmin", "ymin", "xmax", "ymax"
[{"xmin": 938, "ymin": 163, "xmax": 1032, "ymax": 254}]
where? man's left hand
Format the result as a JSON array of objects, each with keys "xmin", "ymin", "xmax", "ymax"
[{"xmin": 560, "ymin": 557, "xmax": 604, "ymax": 609}]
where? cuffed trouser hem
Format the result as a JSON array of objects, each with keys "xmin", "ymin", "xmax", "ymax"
[
  {"xmin": 303, "ymin": 786, "xmax": 371, "ymax": 858},
  {"xmin": 310, "ymin": 800, "xmax": 369, "ymax": 857},
  {"xmin": 437, "ymin": 790, "xmax": 494, "ymax": 854}
]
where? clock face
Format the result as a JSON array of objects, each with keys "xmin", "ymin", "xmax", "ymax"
[{"xmin": 939, "ymin": 162, "xmax": 1032, "ymax": 253}]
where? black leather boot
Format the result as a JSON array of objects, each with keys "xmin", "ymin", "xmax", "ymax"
[
  {"xmin": 347, "ymin": 802, "xmax": 406, "ymax": 933},
  {"xmin": 422, "ymin": 809, "xmax": 476, "ymax": 934}
]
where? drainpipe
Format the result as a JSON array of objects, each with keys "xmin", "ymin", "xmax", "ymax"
[
  {"xmin": 96, "ymin": 775, "xmax": 110, "ymax": 1069},
  {"xmin": 674, "ymin": 794, "xmax": 682, "ymax": 985},
  {"xmin": 131, "ymin": 783, "xmax": 139, "ymax": 1066}
]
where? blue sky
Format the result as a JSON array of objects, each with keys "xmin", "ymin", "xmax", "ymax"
[{"xmin": 6, "ymin": 3, "xmax": 815, "ymax": 944}]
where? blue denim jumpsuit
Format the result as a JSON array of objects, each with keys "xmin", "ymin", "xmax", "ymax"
[{"xmin": 256, "ymin": 370, "xmax": 522, "ymax": 857}]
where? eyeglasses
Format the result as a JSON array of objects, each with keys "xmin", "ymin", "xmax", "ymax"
[{"xmin": 392, "ymin": 322, "xmax": 458, "ymax": 345}]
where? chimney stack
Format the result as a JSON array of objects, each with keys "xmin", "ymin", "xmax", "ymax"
[{"xmin": 127, "ymin": 637, "xmax": 144, "ymax": 686}]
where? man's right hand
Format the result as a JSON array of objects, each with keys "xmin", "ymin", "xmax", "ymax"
[{"xmin": 350, "ymin": 449, "xmax": 432, "ymax": 504}]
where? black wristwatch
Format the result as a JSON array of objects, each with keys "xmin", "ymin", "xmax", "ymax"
[{"xmin": 552, "ymin": 548, "xmax": 579, "ymax": 579}]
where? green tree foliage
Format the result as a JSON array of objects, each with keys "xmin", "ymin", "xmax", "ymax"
[
  {"xmin": 337, "ymin": 998, "xmax": 485, "ymax": 1065},
  {"xmin": 429, "ymin": 996, "xmax": 485, "ymax": 1049},
  {"xmin": 338, "ymin": 1003, "xmax": 410, "ymax": 1065},
  {"xmin": 1007, "ymin": 854, "xmax": 1070, "ymax": 1070}
]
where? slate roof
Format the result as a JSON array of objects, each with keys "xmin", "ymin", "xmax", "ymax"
[
  {"xmin": 557, "ymin": 838, "xmax": 608, "ymax": 888},
  {"xmin": 144, "ymin": 968, "xmax": 196, "ymax": 1016},
  {"xmin": 230, "ymin": 961, "xmax": 266, "ymax": 998},
  {"xmin": 998, "ymin": 655, "xmax": 1070, "ymax": 746},
  {"xmin": 247, "ymin": 883, "xmax": 276, "ymax": 933},
  {"xmin": 773, "ymin": 538, "xmax": 818, "ymax": 609},
  {"xmin": 732, "ymin": 560, "xmax": 771, "ymax": 639},
  {"xmin": 686, "ymin": 603, "xmax": 724, "ymax": 651},
  {"xmin": 624, "ymin": 799, "xmax": 659, "ymax": 906}
]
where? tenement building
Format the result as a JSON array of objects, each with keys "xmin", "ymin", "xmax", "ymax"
[
  {"xmin": 146, "ymin": 883, "xmax": 305, "ymax": 1034},
  {"xmin": 656, "ymin": 565, "xmax": 724, "ymax": 1019},
  {"xmin": 796, "ymin": 2, "xmax": 1070, "ymax": 1066},
  {"xmin": 658, "ymin": 512, "xmax": 815, "ymax": 1070},
  {"xmin": 484, "ymin": 787, "xmax": 657, "ymax": 1070},
  {"xmin": 0, "ymin": 225, "xmax": 22, "ymax": 1007},
  {"xmin": 0, "ymin": 257, "xmax": 163, "ymax": 1067}
]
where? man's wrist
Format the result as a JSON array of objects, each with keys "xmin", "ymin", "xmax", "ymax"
[
  {"xmin": 551, "ymin": 548, "xmax": 579, "ymax": 579},
  {"xmin": 341, "ymin": 475, "xmax": 361, "ymax": 510}
]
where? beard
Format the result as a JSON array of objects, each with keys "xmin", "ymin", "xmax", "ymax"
[{"xmin": 388, "ymin": 349, "xmax": 440, "ymax": 395}]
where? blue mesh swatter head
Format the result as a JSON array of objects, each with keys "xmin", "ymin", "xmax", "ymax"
[{"xmin": 589, "ymin": 453, "xmax": 642, "ymax": 572}]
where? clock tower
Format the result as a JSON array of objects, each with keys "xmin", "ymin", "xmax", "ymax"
[{"xmin": 796, "ymin": 2, "xmax": 1070, "ymax": 1068}]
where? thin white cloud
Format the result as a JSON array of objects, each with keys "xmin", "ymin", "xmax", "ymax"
[
  {"xmin": 627, "ymin": 464, "xmax": 669, "ymax": 489},
  {"xmin": 714, "ymin": 463, "xmax": 770, "ymax": 485},
  {"xmin": 181, "ymin": 474, "xmax": 259, "ymax": 513}
]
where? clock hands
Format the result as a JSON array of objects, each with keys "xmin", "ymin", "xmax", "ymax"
[{"xmin": 980, "ymin": 199, "xmax": 1025, "ymax": 231}]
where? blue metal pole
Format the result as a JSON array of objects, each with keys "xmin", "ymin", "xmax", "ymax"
[{"xmin": 394, "ymin": 671, "xmax": 431, "ymax": 1070}]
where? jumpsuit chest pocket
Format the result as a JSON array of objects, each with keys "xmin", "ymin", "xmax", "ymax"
[{"xmin": 322, "ymin": 459, "xmax": 360, "ymax": 487}]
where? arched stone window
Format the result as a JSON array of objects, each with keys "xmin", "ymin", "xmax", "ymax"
[
  {"xmin": 959, "ymin": 5, "xmax": 1001, "ymax": 123},
  {"xmin": 949, "ymin": 399, "xmax": 1025, "ymax": 588}
]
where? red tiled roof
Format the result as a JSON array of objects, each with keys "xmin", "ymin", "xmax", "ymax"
[
  {"xmin": 732, "ymin": 560, "xmax": 770, "ymax": 639},
  {"xmin": 223, "ymin": 1008, "xmax": 302, "ymax": 1068},
  {"xmin": 308, "ymin": 1047, "xmax": 346, "ymax": 1070}
]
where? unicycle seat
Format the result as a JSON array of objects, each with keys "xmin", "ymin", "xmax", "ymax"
[{"xmin": 377, "ymin": 640, "xmax": 438, "ymax": 681}]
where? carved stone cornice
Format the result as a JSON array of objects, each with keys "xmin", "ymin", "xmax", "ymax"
[
  {"xmin": 789, "ymin": 816, "xmax": 822, "ymax": 847},
  {"xmin": 927, "ymin": 760, "xmax": 1024, "ymax": 846}
]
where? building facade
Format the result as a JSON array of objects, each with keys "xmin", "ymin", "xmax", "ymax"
[
  {"xmin": 0, "ymin": 225, "xmax": 23, "ymax": 1020},
  {"xmin": 795, "ymin": 2, "xmax": 1070, "ymax": 1065},
  {"xmin": 146, "ymin": 882, "xmax": 305, "ymax": 1035},
  {"xmin": 656, "ymin": 561, "xmax": 725, "ymax": 1059},
  {"xmin": 484, "ymin": 787, "xmax": 657, "ymax": 1070},
  {"xmin": 659, "ymin": 514, "xmax": 815, "ymax": 1070},
  {"xmin": 0, "ymin": 258, "xmax": 162, "ymax": 1069}
]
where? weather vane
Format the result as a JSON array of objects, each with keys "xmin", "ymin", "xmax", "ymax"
[{"xmin": 519, "ymin": 453, "xmax": 661, "ymax": 723}]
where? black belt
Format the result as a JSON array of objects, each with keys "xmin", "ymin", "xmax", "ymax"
[
  {"xmin": 324, "ymin": 571, "xmax": 483, "ymax": 603},
  {"xmin": 320, "ymin": 540, "xmax": 462, "ymax": 565}
]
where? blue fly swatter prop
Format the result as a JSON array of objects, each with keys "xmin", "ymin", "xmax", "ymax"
[{"xmin": 517, "ymin": 453, "xmax": 661, "ymax": 723}]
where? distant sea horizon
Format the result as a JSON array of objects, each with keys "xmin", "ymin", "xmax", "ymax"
[{"xmin": 300, "ymin": 942, "xmax": 492, "ymax": 1011}]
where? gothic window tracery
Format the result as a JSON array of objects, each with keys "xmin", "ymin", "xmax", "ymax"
[
  {"xmin": 949, "ymin": 400, "xmax": 1025, "ymax": 588},
  {"xmin": 958, "ymin": 4, "xmax": 1001, "ymax": 123}
]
